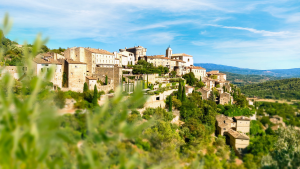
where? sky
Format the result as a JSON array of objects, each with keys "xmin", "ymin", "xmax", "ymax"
[{"xmin": 1, "ymin": 0, "xmax": 300, "ymax": 70}]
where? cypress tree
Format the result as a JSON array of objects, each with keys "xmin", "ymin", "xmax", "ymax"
[
  {"xmin": 182, "ymin": 86, "xmax": 186, "ymax": 101},
  {"xmin": 92, "ymin": 84, "xmax": 98, "ymax": 106},
  {"xmin": 209, "ymin": 90, "xmax": 215, "ymax": 102},
  {"xmin": 169, "ymin": 96, "xmax": 172, "ymax": 112},
  {"xmin": 200, "ymin": 76, "xmax": 202, "ymax": 82},
  {"xmin": 178, "ymin": 79, "xmax": 182, "ymax": 101},
  {"xmin": 147, "ymin": 74, "xmax": 148, "ymax": 88},
  {"xmin": 83, "ymin": 82, "xmax": 88, "ymax": 93},
  {"xmin": 105, "ymin": 75, "xmax": 108, "ymax": 85}
]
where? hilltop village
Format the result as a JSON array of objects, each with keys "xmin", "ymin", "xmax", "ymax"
[{"xmin": 3, "ymin": 45, "xmax": 252, "ymax": 158}]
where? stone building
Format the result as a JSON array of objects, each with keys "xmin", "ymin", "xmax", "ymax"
[
  {"xmin": 65, "ymin": 59, "xmax": 87, "ymax": 92},
  {"xmin": 207, "ymin": 70, "xmax": 227, "ymax": 81},
  {"xmin": 219, "ymin": 92, "xmax": 233, "ymax": 105},
  {"xmin": 186, "ymin": 66, "xmax": 206, "ymax": 80},
  {"xmin": 171, "ymin": 53, "xmax": 193, "ymax": 67},
  {"xmin": 32, "ymin": 57, "xmax": 63, "ymax": 89},
  {"xmin": 141, "ymin": 55, "xmax": 171, "ymax": 68},
  {"xmin": 174, "ymin": 60, "xmax": 186, "ymax": 76},
  {"xmin": 233, "ymin": 116, "xmax": 251, "ymax": 133},
  {"xmin": 64, "ymin": 47, "xmax": 117, "ymax": 76},
  {"xmin": 196, "ymin": 87, "xmax": 211, "ymax": 100},
  {"xmin": 86, "ymin": 76, "xmax": 97, "ymax": 90},
  {"xmin": 117, "ymin": 49, "xmax": 135, "ymax": 66},
  {"xmin": 121, "ymin": 46, "xmax": 147, "ymax": 63},
  {"xmin": 93, "ymin": 65, "xmax": 122, "ymax": 90},
  {"xmin": 216, "ymin": 114, "xmax": 250, "ymax": 158},
  {"xmin": 227, "ymin": 129, "xmax": 250, "ymax": 157},
  {"xmin": 202, "ymin": 77, "xmax": 215, "ymax": 89}
]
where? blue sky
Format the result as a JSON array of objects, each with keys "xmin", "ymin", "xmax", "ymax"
[{"xmin": 1, "ymin": 0, "xmax": 300, "ymax": 69}]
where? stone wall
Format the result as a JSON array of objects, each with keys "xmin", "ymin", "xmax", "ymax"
[
  {"xmin": 67, "ymin": 62, "xmax": 87, "ymax": 92},
  {"xmin": 94, "ymin": 65, "xmax": 122, "ymax": 90}
]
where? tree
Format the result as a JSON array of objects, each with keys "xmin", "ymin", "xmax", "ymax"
[
  {"xmin": 62, "ymin": 72, "xmax": 67, "ymax": 87},
  {"xmin": 182, "ymin": 86, "xmax": 186, "ymax": 101},
  {"xmin": 171, "ymin": 71, "xmax": 176, "ymax": 78},
  {"xmin": 147, "ymin": 74, "xmax": 148, "ymax": 87},
  {"xmin": 172, "ymin": 98, "xmax": 182, "ymax": 110},
  {"xmin": 196, "ymin": 81, "xmax": 205, "ymax": 88},
  {"xmin": 92, "ymin": 85, "xmax": 98, "ymax": 106},
  {"xmin": 182, "ymin": 72, "xmax": 196, "ymax": 86},
  {"xmin": 208, "ymin": 91, "xmax": 215, "ymax": 102},
  {"xmin": 83, "ymin": 82, "xmax": 88, "ymax": 93},
  {"xmin": 105, "ymin": 75, "xmax": 108, "ymax": 85},
  {"xmin": 178, "ymin": 79, "xmax": 182, "ymax": 101},
  {"xmin": 169, "ymin": 96, "xmax": 172, "ymax": 112}
]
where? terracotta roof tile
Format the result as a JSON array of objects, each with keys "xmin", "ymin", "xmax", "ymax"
[
  {"xmin": 227, "ymin": 129, "xmax": 249, "ymax": 140},
  {"xmin": 66, "ymin": 59, "xmax": 86, "ymax": 64},
  {"xmin": 33, "ymin": 58, "xmax": 62, "ymax": 65},
  {"xmin": 85, "ymin": 48, "xmax": 114, "ymax": 55}
]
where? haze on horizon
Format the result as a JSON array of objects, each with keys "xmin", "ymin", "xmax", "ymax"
[{"xmin": 1, "ymin": 0, "xmax": 299, "ymax": 70}]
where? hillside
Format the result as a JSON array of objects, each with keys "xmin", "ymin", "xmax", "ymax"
[
  {"xmin": 223, "ymin": 71, "xmax": 284, "ymax": 86},
  {"xmin": 194, "ymin": 63, "xmax": 300, "ymax": 77},
  {"xmin": 240, "ymin": 78, "xmax": 300, "ymax": 100},
  {"xmin": 0, "ymin": 35, "xmax": 64, "ymax": 66}
]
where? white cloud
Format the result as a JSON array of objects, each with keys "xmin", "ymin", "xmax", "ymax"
[{"xmin": 207, "ymin": 24, "xmax": 289, "ymax": 37}]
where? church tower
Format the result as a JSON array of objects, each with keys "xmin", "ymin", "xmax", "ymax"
[{"xmin": 166, "ymin": 46, "xmax": 172, "ymax": 58}]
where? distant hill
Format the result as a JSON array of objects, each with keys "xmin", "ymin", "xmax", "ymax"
[
  {"xmin": 239, "ymin": 78, "xmax": 300, "ymax": 100},
  {"xmin": 222, "ymin": 72, "xmax": 284, "ymax": 86},
  {"xmin": 194, "ymin": 63, "xmax": 300, "ymax": 77}
]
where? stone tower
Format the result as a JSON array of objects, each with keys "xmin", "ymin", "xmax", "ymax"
[{"xmin": 166, "ymin": 46, "xmax": 172, "ymax": 58}]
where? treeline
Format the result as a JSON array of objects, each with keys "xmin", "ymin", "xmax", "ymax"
[
  {"xmin": 240, "ymin": 78, "xmax": 300, "ymax": 100},
  {"xmin": 224, "ymin": 71, "xmax": 284, "ymax": 86}
]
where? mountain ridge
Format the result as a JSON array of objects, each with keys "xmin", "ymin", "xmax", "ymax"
[{"xmin": 194, "ymin": 63, "xmax": 300, "ymax": 77}]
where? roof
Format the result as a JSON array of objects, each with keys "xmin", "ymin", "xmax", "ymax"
[
  {"xmin": 66, "ymin": 59, "xmax": 86, "ymax": 64},
  {"xmin": 86, "ymin": 76, "xmax": 97, "ymax": 80},
  {"xmin": 85, "ymin": 48, "xmax": 114, "ymax": 55},
  {"xmin": 207, "ymin": 70, "xmax": 219, "ymax": 74},
  {"xmin": 216, "ymin": 114, "xmax": 233, "ymax": 123},
  {"xmin": 196, "ymin": 87, "xmax": 210, "ymax": 92},
  {"xmin": 33, "ymin": 58, "xmax": 62, "ymax": 65},
  {"xmin": 227, "ymin": 129, "xmax": 250, "ymax": 140},
  {"xmin": 146, "ymin": 56, "xmax": 170, "ymax": 60},
  {"xmin": 175, "ymin": 60, "xmax": 186, "ymax": 63},
  {"xmin": 234, "ymin": 116, "xmax": 250, "ymax": 121},
  {"xmin": 189, "ymin": 66, "xmax": 206, "ymax": 70},
  {"xmin": 172, "ymin": 53, "xmax": 193, "ymax": 57}
]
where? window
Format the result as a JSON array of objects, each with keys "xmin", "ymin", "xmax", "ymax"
[{"xmin": 75, "ymin": 65, "xmax": 77, "ymax": 68}]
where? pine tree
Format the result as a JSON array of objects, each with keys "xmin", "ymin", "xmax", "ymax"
[
  {"xmin": 92, "ymin": 84, "xmax": 98, "ymax": 106},
  {"xmin": 83, "ymin": 82, "xmax": 88, "ymax": 93},
  {"xmin": 182, "ymin": 86, "xmax": 186, "ymax": 102},
  {"xmin": 169, "ymin": 96, "xmax": 172, "ymax": 112},
  {"xmin": 105, "ymin": 75, "xmax": 108, "ymax": 85},
  {"xmin": 178, "ymin": 79, "xmax": 182, "ymax": 101}
]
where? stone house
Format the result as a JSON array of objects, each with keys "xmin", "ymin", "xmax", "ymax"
[
  {"xmin": 65, "ymin": 59, "xmax": 87, "ymax": 92},
  {"xmin": 93, "ymin": 65, "xmax": 123, "ymax": 90},
  {"xmin": 117, "ymin": 49, "xmax": 135, "ymax": 66},
  {"xmin": 122, "ymin": 46, "xmax": 147, "ymax": 63},
  {"xmin": 171, "ymin": 53, "xmax": 193, "ymax": 67},
  {"xmin": 196, "ymin": 87, "xmax": 211, "ymax": 100},
  {"xmin": 185, "ymin": 86, "xmax": 194, "ymax": 95},
  {"xmin": 186, "ymin": 66, "xmax": 206, "ymax": 80},
  {"xmin": 233, "ymin": 116, "xmax": 251, "ymax": 133},
  {"xmin": 207, "ymin": 70, "xmax": 227, "ymax": 81},
  {"xmin": 64, "ymin": 47, "xmax": 117, "ymax": 76},
  {"xmin": 86, "ymin": 76, "xmax": 97, "ymax": 90},
  {"xmin": 219, "ymin": 92, "xmax": 233, "ymax": 105},
  {"xmin": 202, "ymin": 77, "xmax": 215, "ymax": 89},
  {"xmin": 216, "ymin": 114, "xmax": 250, "ymax": 158},
  {"xmin": 142, "ymin": 74, "xmax": 158, "ymax": 84},
  {"xmin": 227, "ymin": 129, "xmax": 250, "ymax": 157},
  {"xmin": 32, "ymin": 57, "xmax": 63, "ymax": 89}
]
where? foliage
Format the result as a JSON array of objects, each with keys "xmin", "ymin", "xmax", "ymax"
[
  {"xmin": 92, "ymin": 84, "xmax": 98, "ymax": 106},
  {"xmin": 240, "ymin": 78, "xmax": 300, "ymax": 100},
  {"xmin": 196, "ymin": 81, "xmax": 205, "ymax": 88},
  {"xmin": 142, "ymin": 107, "xmax": 174, "ymax": 122},
  {"xmin": 169, "ymin": 95, "xmax": 172, "ymax": 112},
  {"xmin": 182, "ymin": 72, "xmax": 197, "ymax": 86},
  {"xmin": 171, "ymin": 71, "xmax": 177, "ymax": 77}
]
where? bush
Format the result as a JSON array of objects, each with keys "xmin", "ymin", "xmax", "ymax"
[{"xmin": 108, "ymin": 89, "xmax": 114, "ymax": 93}]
